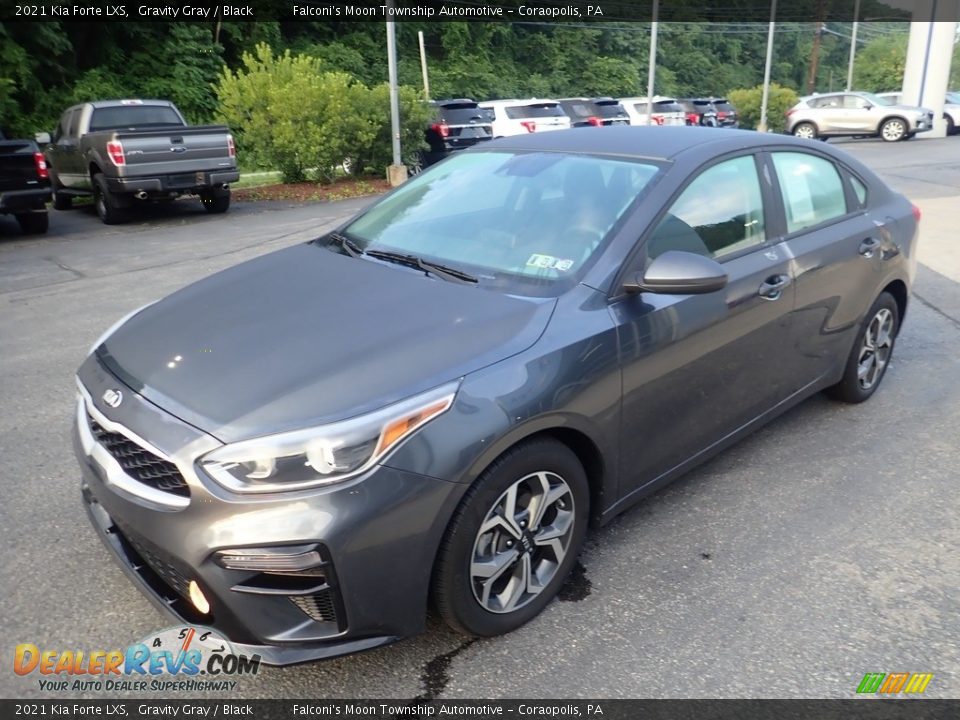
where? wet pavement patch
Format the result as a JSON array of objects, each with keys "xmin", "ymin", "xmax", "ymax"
[
  {"xmin": 415, "ymin": 639, "xmax": 477, "ymax": 700},
  {"xmin": 558, "ymin": 559, "xmax": 592, "ymax": 602}
]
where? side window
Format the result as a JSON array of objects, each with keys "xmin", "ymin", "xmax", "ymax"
[
  {"xmin": 647, "ymin": 155, "xmax": 766, "ymax": 261},
  {"xmin": 772, "ymin": 152, "xmax": 848, "ymax": 233},
  {"xmin": 848, "ymin": 174, "xmax": 868, "ymax": 209}
]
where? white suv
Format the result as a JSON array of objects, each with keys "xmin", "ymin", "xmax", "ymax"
[
  {"xmin": 478, "ymin": 99, "xmax": 572, "ymax": 137},
  {"xmin": 620, "ymin": 96, "xmax": 687, "ymax": 127}
]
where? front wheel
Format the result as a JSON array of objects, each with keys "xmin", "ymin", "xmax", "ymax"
[
  {"xmin": 432, "ymin": 438, "xmax": 589, "ymax": 637},
  {"xmin": 49, "ymin": 168, "xmax": 72, "ymax": 210},
  {"xmin": 826, "ymin": 292, "xmax": 899, "ymax": 403},
  {"xmin": 200, "ymin": 187, "xmax": 230, "ymax": 214},
  {"xmin": 946, "ymin": 115, "xmax": 956, "ymax": 136},
  {"xmin": 880, "ymin": 118, "xmax": 907, "ymax": 142}
]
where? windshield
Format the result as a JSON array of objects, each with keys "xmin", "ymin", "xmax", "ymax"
[
  {"xmin": 341, "ymin": 151, "xmax": 661, "ymax": 296},
  {"xmin": 946, "ymin": 92, "xmax": 960, "ymax": 104},
  {"xmin": 861, "ymin": 92, "xmax": 894, "ymax": 107},
  {"xmin": 89, "ymin": 105, "xmax": 185, "ymax": 131}
]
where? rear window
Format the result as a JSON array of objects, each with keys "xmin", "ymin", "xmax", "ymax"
[
  {"xmin": 692, "ymin": 100, "xmax": 714, "ymax": 107},
  {"xmin": 560, "ymin": 101, "xmax": 598, "ymax": 119},
  {"xmin": 654, "ymin": 100, "xmax": 683, "ymax": 113},
  {"xmin": 594, "ymin": 101, "xmax": 627, "ymax": 118},
  {"xmin": 89, "ymin": 106, "xmax": 184, "ymax": 131},
  {"xmin": 436, "ymin": 104, "xmax": 493, "ymax": 125},
  {"xmin": 712, "ymin": 100, "xmax": 735, "ymax": 112},
  {"xmin": 505, "ymin": 103, "xmax": 565, "ymax": 119}
]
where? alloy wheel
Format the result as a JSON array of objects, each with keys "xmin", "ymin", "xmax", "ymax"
[
  {"xmin": 794, "ymin": 124, "xmax": 816, "ymax": 139},
  {"xmin": 470, "ymin": 471, "xmax": 575, "ymax": 614},
  {"xmin": 881, "ymin": 119, "xmax": 906, "ymax": 142},
  {"xmin": 858, "ymin": 308, "xmax": 894, "ymax": 390}
]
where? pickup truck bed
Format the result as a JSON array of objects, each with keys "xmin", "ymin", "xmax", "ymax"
[{"xmin": 0, "ymin": 136, "xmax": 51, "ymax": 235}]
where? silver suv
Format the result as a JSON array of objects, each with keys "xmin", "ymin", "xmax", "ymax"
[{"xmin": 786, "ymin": 91, "xmax": 934, "ymax": 142}]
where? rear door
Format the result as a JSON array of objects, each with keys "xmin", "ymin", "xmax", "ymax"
[
  {"xmin": 613, "ymin": 153, "xmax": 798, "ymax": 496},
  {"xmin": 766, "ymin": 149, "xmax": 886, "ymax": 384},
  {"xmin": 842, "ymin": 94, "xmax": 877, "ymax": 133}
]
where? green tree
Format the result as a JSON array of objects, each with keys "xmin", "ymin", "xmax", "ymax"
[
  {"xmin": 852, "ymin": 34, "xmax": 909, "ymax": 93},
  {"xmin": 728, "ymin": 83, "xmax": 799, "ymax": 133}
]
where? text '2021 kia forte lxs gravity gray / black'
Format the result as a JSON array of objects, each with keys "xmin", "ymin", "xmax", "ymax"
[{"xmin": 74, "ymin": 127, "xmax": 918, "ymax": 664}]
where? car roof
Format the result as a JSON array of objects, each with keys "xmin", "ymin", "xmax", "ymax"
[
  {"xmin": 86, "ymin": 99, "xmax": 176, "ymax": 109},
  {"xmin": 480, "ymin": 99, "xmax": 561, "ymax": 107},
  {"xmin": 484, "ymin": 125, "xmax": 853, "ymax": 162}
]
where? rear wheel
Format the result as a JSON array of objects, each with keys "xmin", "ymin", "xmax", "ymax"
[
  {"xmin": 826, "ymin": 292, "xmax": 899, "ymax": 403},
  {"xmin": 946, "ymin": 115, "xmax": 956, "ymax": 136},
  {"xmin": 200, "ymin": 187, "xmax": 230, "ymax": 214},
  {"xmin": 93, "ymin": 173, "xmax": 129, "ymax": 225},
  {"xmin": 880, "ymin": 118, "xmax": 907, "ymax": 142},
  {"xmin": 792, "ymin": 122, "xmax": 818, "ymax": 140},
  {"xmin": 15, "ymin": 211, "xmax": 49, "ymax": 235},
  {"xmin": 433, "ymin": 438, "xmax": 589, "ymax": 637}
]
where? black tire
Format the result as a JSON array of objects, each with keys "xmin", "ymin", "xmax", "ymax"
[
  {"xmin": 200, "ymin": 187, "xmax": 230, "ymax": 214},
  {"xmin": 826, "ymin": 292, "xmax": 899, "ymax": 404},
  {"xmin": 93, "ymin": 173, "xmax": 129, "ymax": 225},
  {"xmin": 792, "ymin": 122, "xmax": 818, "ymax": 140},
  {"xmin": 879, "ymin": 117, "xmax": 907, "ymax": 142},
  {"xmin": 946, "ymin": 115, "xmax": 956, "ymax": 136},
  {"xmin": 15, "ymin": 211, "xmax": 49, "ymax": 235},
  {"xmin": 49, "ymin": 168, "xmax": 72, "ymax": 210},
  {"xmin": 432, "ymin": 438, "xmax": 589, "ymax": 637}
]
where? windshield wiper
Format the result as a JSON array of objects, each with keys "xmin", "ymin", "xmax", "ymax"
[
  {"xmin": 365, "ymin": 250, "xmax": 478, "ymax": 284},
  {"xmin": 326, "ymin": 232, "xmax": 363, "ymax": 258}
]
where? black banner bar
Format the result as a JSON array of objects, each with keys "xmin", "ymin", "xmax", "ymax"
[
  {"xmin": 2, "ymin": 0, "xmax": 918, "ymax": 24},
  {"xmin": 2, "ymin": 700, "xmax": 959, "ymax": 720}
]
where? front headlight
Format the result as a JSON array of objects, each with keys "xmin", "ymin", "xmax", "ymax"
[{"xmin": 199, "ymin": 381, "xmax": 459, "ymax": 493}]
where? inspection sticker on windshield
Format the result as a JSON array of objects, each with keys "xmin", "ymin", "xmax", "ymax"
[{"xmin": 526, "ymin": 254, "xmax": 575, "ymax": 272}]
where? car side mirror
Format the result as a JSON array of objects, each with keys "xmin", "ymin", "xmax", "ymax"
[
  {"xmin": 863, "ymin": 104, "xmax": 873, "ymax": 110},
  {"xmin": 623, "ymin": 250, "xmax": 728, "ymax": 295},
  {"xmin": 34, "ymin": 131, "xmax": 51, "ymax": 145}
]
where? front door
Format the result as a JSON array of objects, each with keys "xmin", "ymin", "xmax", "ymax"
[{"xmin": 611, "ymin": 154, "xmax": 798, "ymax": 498}]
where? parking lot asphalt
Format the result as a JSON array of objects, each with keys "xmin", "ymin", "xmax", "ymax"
[{"xmin": 2, "ymin": 137, "xmax": 958, "ymax": 699}]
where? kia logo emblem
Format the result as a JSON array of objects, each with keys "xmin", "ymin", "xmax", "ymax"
[{"xmin": 102, "ymin": 388, "xmax": 123, "ymax": 408}]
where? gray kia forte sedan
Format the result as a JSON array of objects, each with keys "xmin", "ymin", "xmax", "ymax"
[{"xmin": 74, "ymin": 127, "xmax": 918, "ymax": 664}]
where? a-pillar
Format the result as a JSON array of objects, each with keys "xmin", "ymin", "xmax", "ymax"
[{"xmin": 901, "ymin": 0, "xmax": 958, "ymax": 139}]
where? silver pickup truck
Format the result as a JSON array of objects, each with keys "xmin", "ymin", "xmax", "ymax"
[{"xmin": 40, "ymin": 99, "xmax": 238, "ymax": 224}]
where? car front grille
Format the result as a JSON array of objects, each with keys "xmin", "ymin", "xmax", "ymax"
[
  {"xmin": 115, "ymin": 520, "xmax": 193, "ymax": 600},
  {"xmin": 89, "ymin": 416, "xmax": 190, "ymax": 498}
]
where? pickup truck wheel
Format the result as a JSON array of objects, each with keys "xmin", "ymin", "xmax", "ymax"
[
  {"xmin": 15, "ymin": 211, "xmax": 49, "ymax": 235},
  {"xmin": 93, "ymin": 174, "xmax": 128, "ymax": 225},
  {"xmin": 200, "ymin": 188, "xmax": 230, "ymax": 214},
  {"xmin": 49, "ymin": 169, "xmax": 72, "ymax": 210}
]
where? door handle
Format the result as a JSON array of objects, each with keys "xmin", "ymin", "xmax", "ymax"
[
  {"xmin": 859, "ymin": 237, "xmax": 882, "ymax": 257},
  {"xmin": 758, "ymin": 274, "xmax": 791, "ymax": 300}
]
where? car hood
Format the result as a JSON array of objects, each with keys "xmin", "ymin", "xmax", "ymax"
[
  {"xmin": 887, "ymin": 103, "xmax": 932, "ymax": 114},
  {"xmin": 98, "ymin": 243, "xmax": 555, "ymax": 443}
]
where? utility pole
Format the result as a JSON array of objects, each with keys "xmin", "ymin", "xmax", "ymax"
[
  {"xmin": 806, "ymin": 0, "xmax": 827, "ymax": 94},
  {"xmin": 645, "ymin": 0, "xmax": 659, "ymax": 126},
  {"xmin": 385, "ymin": 0, "xmax": 406, "ymax": 186},
  {"xmin": 758, "ymin": 0, "xmax": 777, "ymax": 133},
  {"xmin": 418, "ymin": 31, "xmax": 430, "ymax": 100},
  {"xmin": 846, "ymin": 0, "xmax": 861, "ymax": 91}
]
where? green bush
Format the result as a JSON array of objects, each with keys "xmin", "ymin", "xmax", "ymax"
[
  {"xmin": 215, "ymin": 43, "xmax": 428, "ymax": 183},
  {"xmin": 727, "ymin": 83, "xmax": 800, "ymax": 134}
]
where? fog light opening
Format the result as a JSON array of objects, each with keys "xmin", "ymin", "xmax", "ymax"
[{"xmin": 188, "ymin": 580, "xmax": 211, "ymax": 615}]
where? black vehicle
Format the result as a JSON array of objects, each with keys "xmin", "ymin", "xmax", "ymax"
[
  {"xmin": 591, "ymin": 97, "xmax": 631, "ymax": 126},
  {"xmin": 76, "ymin": 127, "xmax": 917, "ymax": 664},
  {"xmin": 421, "ymin": 99, "xmax": 494, "ymax": 168},
  {"xmin": 678, "ymin": 98, "xmax": 720, "ymax": 127},
  {"xmin": 558, "ymin": 98, "xmax": 630, "ymax": 128},
  {"xmin": 0, "ymin": 129, "xmax": 51, "ymax": 235},
  {"xmin": 709, "ymin": 97, "xmax": 740, "ymax": 128}
]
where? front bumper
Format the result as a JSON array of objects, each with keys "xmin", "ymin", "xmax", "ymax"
[
  {"xmin": 105, "ymin": 170, "xmax": 240, "ymax": 196},
  {"xmin": 74, "ymin": 357, "xmax": 465, "ymax": 665},
  {"xmin": 908, "ymin": 112, "xmax": 935, "ymax": 133}
]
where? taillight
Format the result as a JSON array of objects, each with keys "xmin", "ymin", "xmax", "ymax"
[
  {"xmin": 430, "ymin": 122, "xmax": 450, "ymax": 138},
  {"xmin": 785, "ymin": 108, "xmax": 797, "ymax": 117},
  {"xmin": 912, "ymin": 204, "xmax": 921, "ymax": 222},
  {"xmin": 686, "ymin": 112, "xmax": 699, "ymax": 125},
  {"xmin": 33, "ymin": 152, "xmax": 48, "ymax": 180},
  {"xmin": 587, "ymin": 116, "xmax": 603, "ymax": 127},
  {"xmin": 652, "ymin": 115, "xmax": 665, "ymax": 126},
  {"xmin": 106, "ymin": 140, "xmax": 125, "ymax": 167},
  {"xmin": 519, "ymin": 120, "xmax": 537, "ymax": 133},
  {"xmin": 227, "ymin": 134, "xmax": 236, "ymax": 158},
  {"xmin": 717, "ymin": 111, "xmax": 728, "ymax": 119}
]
